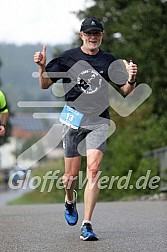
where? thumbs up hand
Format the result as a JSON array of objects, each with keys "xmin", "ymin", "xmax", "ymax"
[
  {"xmin": 123, "ymin": 59, "xmax": 137, "ymax": 82},
  {"xmin": 34, "ymin": 45, "xmax": 47, "ymax": 66}
]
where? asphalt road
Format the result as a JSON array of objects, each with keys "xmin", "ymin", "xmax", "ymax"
[
  {"xmin": 0, "ymin": 201, "xmax": 166, "ymax": 252},
  {"xmin": 0, "ymin": 188, "xmax": 31, "ymax": 207}
]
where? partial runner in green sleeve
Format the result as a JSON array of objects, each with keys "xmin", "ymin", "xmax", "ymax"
[{"xmin": 0, "ymin": 90, "xmax": 8, "ymax": 136}]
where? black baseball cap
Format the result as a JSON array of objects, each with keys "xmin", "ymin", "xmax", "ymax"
[{"xmin": 80, "ymin": 17, "xmax": 104, "ymax": 32}]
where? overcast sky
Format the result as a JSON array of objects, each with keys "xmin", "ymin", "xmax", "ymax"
[{"xmin": 0, "ymin": 0, "xmax": 94, "ymax": 45}]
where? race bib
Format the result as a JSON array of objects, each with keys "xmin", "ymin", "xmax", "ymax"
[{"xmin": 59, "ymin": 105, "xmax": 83, "ymax": 129}]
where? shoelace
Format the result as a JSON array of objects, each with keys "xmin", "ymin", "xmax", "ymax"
[
  {"xmin": 66, "ymin": 202, "xmax": 74, "ymax": 215},
  {"xmin": 84, "ymin": 223, "xmax": 93, "ymax": 232}
]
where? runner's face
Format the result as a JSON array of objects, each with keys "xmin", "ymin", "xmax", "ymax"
[{"xmin": 80, "ymin": 30, "xmax": 104, "ymax": 53}]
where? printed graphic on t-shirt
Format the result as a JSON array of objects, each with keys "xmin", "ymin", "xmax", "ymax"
[{"xmin": 77, "ymin": 69, "xmax": 102, "ymax": 94}]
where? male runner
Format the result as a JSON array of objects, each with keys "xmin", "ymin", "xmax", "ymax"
[{"xmin": 34, "ymin": 17, "xmax": 137, "ymax": 241}]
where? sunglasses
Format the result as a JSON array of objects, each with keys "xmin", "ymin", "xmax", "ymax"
[{"xmin": 82, "ymin": 31, "xmax": 103, "ymax": 37}]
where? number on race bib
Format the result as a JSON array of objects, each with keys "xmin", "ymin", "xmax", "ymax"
[{"xmin": 66, "ymin": 113, "xmax": 74, "ymax": 122}]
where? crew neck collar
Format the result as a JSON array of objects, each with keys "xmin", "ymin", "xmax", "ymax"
[{"xmin": 79, "ymin": 46, "xmax": 101, "ymax": 56}]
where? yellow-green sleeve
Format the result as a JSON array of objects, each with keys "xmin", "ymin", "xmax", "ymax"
[{"xmin": 0, "ymin": 90, "xmax": 8, "ymax": 113}]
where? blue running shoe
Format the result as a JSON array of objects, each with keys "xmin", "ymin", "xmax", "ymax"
[
  {"xmin": 64, "ymin": 190, "xmax": 78, "ymax": 226},
  {"xmin": 80, "ymin": 223, "xmax": 98, "ymax": 241}
]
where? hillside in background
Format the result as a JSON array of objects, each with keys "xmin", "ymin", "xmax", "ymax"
[{"xmin": 0, "ymin": 43, "xmax": 70, "ymax": 111}]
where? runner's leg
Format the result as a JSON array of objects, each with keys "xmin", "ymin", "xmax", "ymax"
[
  {"xmin": 63, "ymin": 156, "xmax": 81, "ymax": 201},
  {"xmin": 83, "ymin": 149, "xmax": 103, "ymax": 221}
]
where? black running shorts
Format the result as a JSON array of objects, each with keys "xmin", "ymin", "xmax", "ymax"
[{"xmin": 62, "ymin": 124, "xmax": 109, "ymax": 157}]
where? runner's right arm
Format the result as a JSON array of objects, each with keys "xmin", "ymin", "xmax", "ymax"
[{"xmin": 34, "ymin": 45, "xmax": 53, "ymax": 89}]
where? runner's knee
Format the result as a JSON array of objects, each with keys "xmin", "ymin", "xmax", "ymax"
[
  {"xmin": 87, "ymin": 162, "xmax": 100, "ymax": 179},
  {"xmin": 63, "ymin": 172, "xmax": 78, "ymax": 183}
]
